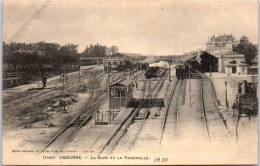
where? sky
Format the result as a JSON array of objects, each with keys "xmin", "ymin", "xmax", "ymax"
[{"xmin": 3, "ymin": 0, "xmax": 258, "ymax": 55}]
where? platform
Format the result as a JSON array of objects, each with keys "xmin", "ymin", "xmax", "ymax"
[
  {"xmin": 90, "ymin": 107, "xmax": 134, "ymax": 152},
  {"xmin": 63, "ymin": 107, "xmax": 135, "ymax": 153}
]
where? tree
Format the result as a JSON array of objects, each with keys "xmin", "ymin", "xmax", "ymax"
[
  {"xmin": 235, "ymin": 36, "xmax": 258, "ymax": 66},
  {"xmin": 110, "ymin": 46, "xmax": 118, "ymax": 54},
  {"xmin": 105, "ymin": 46, "xmax": 118, "ymax": 57}
]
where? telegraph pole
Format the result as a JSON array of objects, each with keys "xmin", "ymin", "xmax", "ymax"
[
  {"xmin": 107, "ymin": 61, "xmax": 111, "ymax": 124},
  {"xmin": 189, "ymin": 62, "xmax": 191, "ymax": 107},
  {"xmin": 169, "ymin": 59, "xmax": 172, "ymax": 82},
  {"xmin": 133, "ymin": 71, "xmax": 137, "ymax": 90},
  {"xmin": 225, "ymin": 80, "xmax": 228, "ymax": 111},
  {"xmin": 60, "ymin": 72, "xmax": 67, "ymax": 113},
  {"xmin": 210, "ymin": 65, "xmax": 212, "ymax": 77},
  {"xmin": 79, "ymin": 67, "xmax": 81, "ymax": 83},
  {"xmin": 149, "ymin": 79, "xmax": 151, "ymax": 100},
  {"xmin": 65, "ymin": 67, "xmax": 68, "ymax": 83},
  {"xmin": 105, "ymin": 48, "xmax": 113, "ymax": 124}
]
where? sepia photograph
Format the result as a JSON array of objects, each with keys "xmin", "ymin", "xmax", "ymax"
[{"xmin": 2, "ymin": 0, "xmax": 258, "ymax": 165}]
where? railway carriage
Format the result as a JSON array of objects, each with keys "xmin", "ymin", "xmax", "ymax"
[{"xmin": 175, "ymin": 64, "xmax": 187, "ymax": 80}]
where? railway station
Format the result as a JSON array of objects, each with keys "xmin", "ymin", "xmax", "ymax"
[
  {"xmin": 2, "ymin": 1, "xmax": 259, "ymax": 165},
  {"xmin": 3, "ymin": 36, "xmax": 258, "ymax": 164}
]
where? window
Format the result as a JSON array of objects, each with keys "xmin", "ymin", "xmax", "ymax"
[
  {"xmin": 120, "ymin": 89, "xmax": 125, "ymax": 97},
  {"xmin": 242, "ymin": 67, "xmax": 244, "ymax": 72}
]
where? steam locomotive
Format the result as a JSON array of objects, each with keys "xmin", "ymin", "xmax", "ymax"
[{"xmin": 145, "ymin": 66, "xmax": 160, "ymax": 79}]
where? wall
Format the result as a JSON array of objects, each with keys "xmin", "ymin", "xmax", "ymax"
[
  {"xmin": 237, "ymin": 66, "xmax": 248, "ymax": 75},
  {"xmin": 218, "ymin": 56, "xmax": 244, "ymax": 73}
]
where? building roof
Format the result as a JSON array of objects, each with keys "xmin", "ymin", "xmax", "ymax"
[
  {"xmin": 209, "ymin": 34, "xmax": 237, "ymax": 43},
  {"xmin": 205, "ymin": 50, "xmax": 244, "ymax": 58},
  {"xmin": 225, "ymin": 51, "xmax": 239, "ymax": 55},
  {"xmin": 111, "ymin": 53, "xmax": 128, "ymax": 58},
  {"xmin": 249, "ymin": 66, "xmax": 258, "ymax": 69},
  {"xmin": 80, "ymin": 57, "xmax": 104, "ymax": 60},
  {"xmin": 226, "ymin": 61, "xmax": 248, "ymax": 67},
  {"xmin": 182, "ymin": 51, "xmax": 202, "ymax": 62},
  {"xmin": 111, "ymin": 78, "xmax": 132, "ymax": 86}
]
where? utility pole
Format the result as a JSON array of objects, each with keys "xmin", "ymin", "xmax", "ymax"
[
  {"xmin": 96, "ymin": 84, "xmax": 99, "ymax": 98},
  {"xmin": 133, "ymin": 71, "xmax": 137, "ymax": 90},
  {"xmin": 60, "ymin": 72, "xmax": 67, "ymax": 113},
  {"xmin": 210, "ymin": 65, "xmax": 212, "ymax": 77},
  {"xmin": 79, "ymin": 67, "xmax": 81, "ymax": 83},
  {"xmin": 169, "ymin": 59, "xmax": 172, "ymax": 82},
  {"xmin": 65, "ymin": 67, "xmax": 68, "ymax": 83},
  {"xmin": 189, "ymin": 62, "xmax": 191, "ymax": 107},
  {"xmin": 107, "ymin": 61, "xmax": 111, "ymax": 124},
  {"xmin": 225, "ymin": 80, "xmax": 229, "ymax": 111},
  {"xmin": 149, "ymin": 79, "xmax": 151, "ymax": 100},
  {"xmin": 105, "ymin": 48, "xmax": 113, "ymax": 124},
  {"xmin": 37, "ymin": 61, "xmax": 41, "ymax": 88}
]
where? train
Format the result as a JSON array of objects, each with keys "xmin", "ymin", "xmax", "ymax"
[
  {"xmin": 175, "ymin": 64, "xmax": 187, "ymax": 80},
  {"xmin": 104, "ymin": 62, "xmax": 148, "ymax": 73},
  {"xmin": 175, "ymin": 62, "xmax": 199, "ymax": 80},
  {"xmin": 145, "ymin": 66, "xmax": 160, "ymax": 79},
  {"xmin": 145, "ymin": 66, "xmax": 167, "ymax": 79}
]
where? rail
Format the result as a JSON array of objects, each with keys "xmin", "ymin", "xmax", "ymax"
[
  {"xmin": 182, "ymin": 62, "xmax": 229, "ymax": 143},
  {"xmin": 198, "ymin": 71, "xmax": 229, "ymax": 143},
  {"xmin": 129, "ymin": 75, "xmax": 166, "ymax": 149},
  {"xmin": 99, "ymin": 69, "xmax": 168, "ymax": 155},
  {"xmin": 159, "ymin": 79, "xmax": 179, "ymax": 145},
  {"xmin": 41, "ymin": 70, "xmax": 145, "ymax": 152}
]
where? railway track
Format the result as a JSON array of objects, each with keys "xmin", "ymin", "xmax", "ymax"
[
  {"xmin": 40, "ymin": 71, "xmax": 144, "ymax": 152},
  {"xmin": 99, "ymin": 69, "xmax": 168, "ymax": 155},
  {"xmin": 128, "ymin": 75, "xmax": 166, "ymax": 150},
  {"xmin": 199, "ymin": 72, "xmax": 229, "ymax": 144},
  {"xmin": 159, "ymin": 79, "xmax": 181, "ymax": 145},
  {"xmin": 180, "ymin": 62, "xmax": 229, "ymax": 144},
  {"xmin": 3, "ymin": 70, "xmax": 105, "ymax": 114},
  {"xmin": 41, "ymin": 74, "xmax": 105, "ymax": 151}
]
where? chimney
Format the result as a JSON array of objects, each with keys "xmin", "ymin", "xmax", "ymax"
[
  {"xmin": 212, "ymin": 36, "xmax": 215, "ymax": 41},
  {"xmin": 242, "ymin": 80, "xmax": 247, "ymax": 94}
]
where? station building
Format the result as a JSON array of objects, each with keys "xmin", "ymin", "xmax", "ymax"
[
  {"xmin": 182, "ymin": 35, "xmax": 251, "ymax": 75},
  {"xmin": 205, "ymin": 35, "xmax": 247, "ymax": 75}
]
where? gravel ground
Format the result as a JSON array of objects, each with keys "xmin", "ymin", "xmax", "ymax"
[
  {"xmin": 112, "ymin": 75, "xmax": 177, "ymax": 154},
  {"xmin": 2, "ymin": 66, "xmax": 105, "ymax": 156},
  {"xmin": 208, "ymin": 73, "xmax": 258, "ymax": 146},
  {"xmin": 3, "ymin": 69, "xmax": 257, "ymax": 164}
]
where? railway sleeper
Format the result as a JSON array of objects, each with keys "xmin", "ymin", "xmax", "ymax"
[
  {"xmin": 135, "ymin": 111, "xmax": 150, "ymax": 120},
  {"xmin": 71, "ymin": 116, "xmax": 92, "ymax": 127}
]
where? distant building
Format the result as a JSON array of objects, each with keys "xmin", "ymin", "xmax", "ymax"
[
  {"xmin": 103, "ymin": 53, "xmax": 130, "ymax": 65},
  {"xmin": 103, "ymin": 53, "xmax": 134, "ymax": 72},
  {"xmin": 79, "ymin": 57, "xmax": 104, "ymax": 66},
  {"xmin": 248, "ymin": 59, "xmax": 258, "ymax": 75},
  {"xmin": 206, "ymin": 35, "xmax": 247, "ymax": 74},
  {"xmin": 182, "ymin": 51, "xmax": 218, "ymax": 73}
]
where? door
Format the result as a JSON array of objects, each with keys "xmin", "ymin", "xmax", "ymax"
[{"xmin": 232, "ymin": 66, "xmax": 236, "ymax": 73}]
